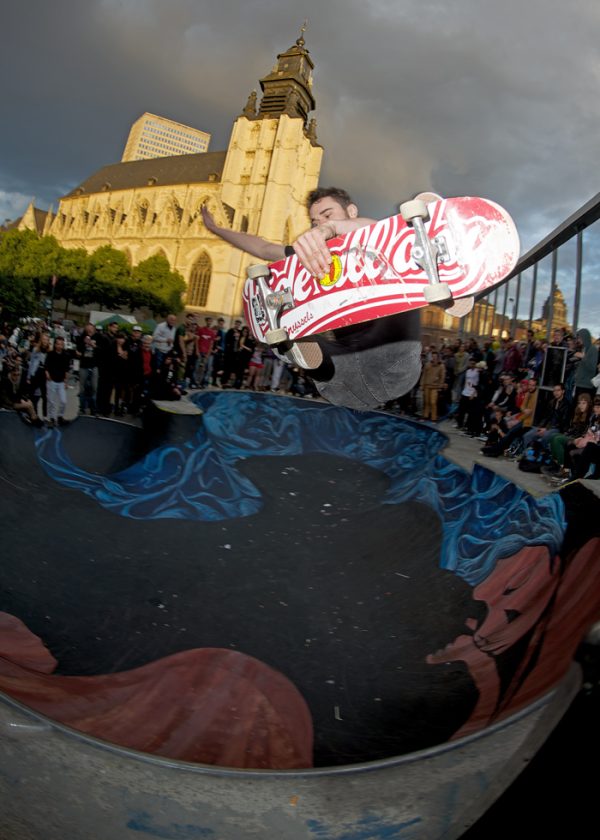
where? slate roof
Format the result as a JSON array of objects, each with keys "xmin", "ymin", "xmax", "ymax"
[{"xmin": 64, "ymin": 151, "xmax": 227, "ymax": 198}]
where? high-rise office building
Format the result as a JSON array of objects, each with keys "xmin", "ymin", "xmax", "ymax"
[{"xmin": 121, "ymin": 113, "xmax": 211, "ymax": 162}]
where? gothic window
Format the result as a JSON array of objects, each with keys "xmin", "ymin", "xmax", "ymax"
[
  {"xmin": 187, "ymin": 253, "xmax": 212, "ymax": 307},
  {"xmin": 240, "ymin": 215, "xmax": 249, "ymax": 233}
]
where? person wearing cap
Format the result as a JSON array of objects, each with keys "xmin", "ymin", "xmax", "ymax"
[{"xmin": 126, "ymin": 325, "xmax": 145, "ymax": 415}]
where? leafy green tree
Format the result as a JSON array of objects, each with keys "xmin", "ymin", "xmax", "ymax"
[
  {"xmin": 131, "ymin": 254, "xmax": 185, "ymax": 315},
  {"xmin": 57, "ymin": 247, "xmax": 90, "ymax": 307},
  {"xmin": 77, "ymin": 245, "xmax": 132, "ymax": 309},
  {"xmin": 0, "ymin": 230, "xmax": 38, "ymax": 319},
  {"xmin": 14, "ymin": 233, "xmax": 62, "ymax": 299},
  {"xmin": 0, "ymin": 273, "xmax": 36, "ymax": 321}
]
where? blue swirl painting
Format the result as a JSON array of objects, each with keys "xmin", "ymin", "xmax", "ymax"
[{"xmin": 34, "ymin": 392, "xmax": 565, "ymax": 586}]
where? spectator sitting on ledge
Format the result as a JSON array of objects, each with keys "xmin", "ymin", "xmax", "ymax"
[{"xmin": 150, "ymin": 353, "xmax": 184, "ymax": 402}]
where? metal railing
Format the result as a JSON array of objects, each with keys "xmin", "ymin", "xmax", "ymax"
[{"xmin": 467, "ymin": 191, "xmax": 600, "ymax": 340}]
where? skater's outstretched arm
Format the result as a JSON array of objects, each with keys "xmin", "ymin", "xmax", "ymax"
[
  {"xmin": 202, "ymin": 205, "xmax": 374, "ymax": 276},
  {"xmin": 201, "ymin": 206, "xmax": 286, "ymax": 262}
]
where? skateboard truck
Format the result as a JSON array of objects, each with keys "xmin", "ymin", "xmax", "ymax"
[
  {"xmin": 246, "ymin": 264, "xmax": 323, "ymax": 369},
  {"xmin": 247, "ymin": 264, "xmax": 293, "ymax": 346},
  {"xmin": 399, "ymin": 199, "xmax": 453, "ymax": 305}
]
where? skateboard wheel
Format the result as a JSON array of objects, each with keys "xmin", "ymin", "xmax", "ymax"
[
  {"xmin": 247, "ymin": 264, "xmax": 271, "ymax": 280},
  {"xmin": 414, "ymin": 191, "xmax": 442, "ymax": 204},
  {"xmin": 424, "ymin": 283, "xmax": 453, "ymax": 304},
  {"xmin": 400, "ymin": 199, "xmax": 428, "ymax": 222},
  {"xmin": 265, "ymin": 328, "xmax": 289, "ymax": 345}
]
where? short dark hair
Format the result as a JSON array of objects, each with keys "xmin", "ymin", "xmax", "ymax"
[{"xmin": 306, "ymin": 186, "xmax": 354, "ymax": 211}]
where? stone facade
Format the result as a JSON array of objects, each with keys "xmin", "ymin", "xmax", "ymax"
[{"xmin": 30, "ymin": 35, "xmax": 323, "ymax": 320}]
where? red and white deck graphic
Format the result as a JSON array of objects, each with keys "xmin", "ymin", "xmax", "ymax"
[{"xmin": 243, "ymin": 196, "xmax": 520, "ymax": 342}]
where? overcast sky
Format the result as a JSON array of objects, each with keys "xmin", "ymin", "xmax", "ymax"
[{"xmin": 2, "ymin": 0, "xmax": 600, "ymax": 332}]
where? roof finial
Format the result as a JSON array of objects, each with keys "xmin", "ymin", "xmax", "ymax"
[{"xmin": 296, "ymin": 19, "xmax": 308, "ymax": 47}]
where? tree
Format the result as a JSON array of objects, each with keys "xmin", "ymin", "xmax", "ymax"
[
  {"xmin": 131, "ymin": 254, "xmax": 185, "ymax": 315},
  {"xmin": 77, "ymin": 245, "xmax": 132, "ymax": 309},
  {"xmin": 14, "ymin": 233, "xmax": 62, "ymax": 299},
  {"xmin": 57, "ymin": 247, "xmax": 90, "ymax": 310},
  {"xmin": 0, "ymin": 230, "xmax": 38, "ymax": 320}
]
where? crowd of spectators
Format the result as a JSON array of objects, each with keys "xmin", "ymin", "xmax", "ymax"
[
  {"xmin": 0, "ymin": 311, "xmax": 321, "ymax": 427},
  {"xmin": 401, "ymin": 326, "xmax": 600, "ymax": 484},
  {"xmin": 2, "ymin": 315, "xmax": 600, "ymax": 484}
]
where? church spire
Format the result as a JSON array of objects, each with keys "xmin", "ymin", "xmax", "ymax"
[{"xmin": 255, "ymin": 26, "xmax": 316, "ymax": 126}]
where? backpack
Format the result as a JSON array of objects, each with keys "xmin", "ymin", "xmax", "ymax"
[{"xmin": 518, "ymin": 439, "xmax": 552, "ymax": 473}]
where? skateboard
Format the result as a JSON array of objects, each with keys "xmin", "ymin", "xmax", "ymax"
[{"xmin": 242, "ymin": 195, "xmax": 520, "ymax": 351}]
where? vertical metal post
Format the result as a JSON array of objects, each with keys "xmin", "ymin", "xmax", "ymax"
[
  {"xmin": 546, "ymin": 249, "xmax": 558, "ymax": 342},
  {"xmin": 492, "ymin": 287, "xmax": 499, "ymax": 337},
  {"xmin": 528, "ymin": 264, "xmax": 538, "ymax": 329},
  {"xmin": 501, "ymin": 282, "xmax": 509, "ymax": 338},
  {"xmin": 511, "ymin": 273, "xmax": 521, "ymax": 337},
  {"xmin": 572, "ymin": 230, "xmax": 583, "ymax": 333}
]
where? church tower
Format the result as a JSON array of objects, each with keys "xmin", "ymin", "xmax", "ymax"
[
  {"xmin": 218, "ymin": 29, "xmax": 323, "ymax": 309},
  {"xmin": 257, "ymin": 30, "xmax": 316, "ymax": 122}
]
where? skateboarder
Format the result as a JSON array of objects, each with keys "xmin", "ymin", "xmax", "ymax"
[{"xmin": 201, "ymin": 188, "xmax": 422, "ymax": 410}]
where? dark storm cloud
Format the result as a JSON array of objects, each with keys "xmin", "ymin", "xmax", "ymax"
[{"xmin": 2, "ymin": 0, "xmax": 600, "ymax": 327}]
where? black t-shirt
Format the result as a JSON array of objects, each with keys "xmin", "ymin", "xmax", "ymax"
[
  {"xmin": 76, "ymin": 333, "xmax": 98, "ymax": 368},
  {"xmin": 45, "ymin": 350, "xmax": 71, "ymax": 382}
]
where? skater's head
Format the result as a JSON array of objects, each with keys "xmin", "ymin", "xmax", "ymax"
[{"xmin": 307, "ymin": 187, "xmax": 358, "ymax": 226}]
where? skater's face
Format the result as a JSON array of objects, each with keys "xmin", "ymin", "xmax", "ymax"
[{"xmin": 309, "ymin": 197, "xmax": 358, "ymax": 227}]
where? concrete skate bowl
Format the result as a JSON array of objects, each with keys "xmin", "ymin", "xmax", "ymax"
[{"xmin": 0, "ymin": 392, "xmax": 599, "ymax": 840}]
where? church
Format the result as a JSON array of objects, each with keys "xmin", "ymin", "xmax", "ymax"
[{"xmin": 25, "ymin": 33, "xmax": 323, "ymax": 321}]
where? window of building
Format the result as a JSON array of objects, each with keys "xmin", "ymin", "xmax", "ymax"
[{"xmin": 187, "ymin": 252, "xmax": 212, "ymax": 307}]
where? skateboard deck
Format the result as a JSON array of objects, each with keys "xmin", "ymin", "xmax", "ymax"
[{"xmin": 243, "ymin": 195, "xmax": 520, "ymax": 344}]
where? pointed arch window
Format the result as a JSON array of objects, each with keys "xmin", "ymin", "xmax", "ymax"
[{"xmin": 188, "ymin": 253, "xmax": 212, "ymax": 307}]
